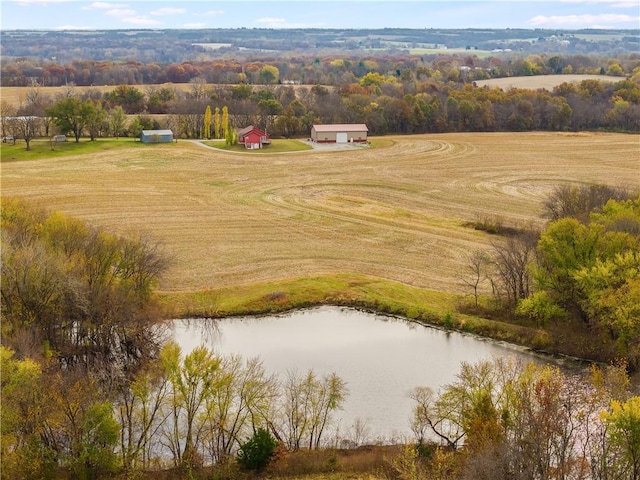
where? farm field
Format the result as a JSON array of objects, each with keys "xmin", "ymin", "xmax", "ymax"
[
  {"xmin": 475, "ymin": 73, "xmax": 624, "ymax": 90},
  {"xmin": 1, "ymin": 132, "xmax": 639, "ymax": 296}
]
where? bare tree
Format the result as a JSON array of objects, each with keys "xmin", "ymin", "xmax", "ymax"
[
  {"xmin": 1, "ymin": 99, "xmax": 17, "ymax": 141},
  {"xmin": 460, "ymin": 249, "xmax": 492, "ymax": 308},
  {"xmin": 543, "ymin": 184, "xmax": 634, "ymax": 223},
  {"xmin": 491, "ymin": 231, "xmax": 538, "ymax": 306},
  {"xmin": 279, "ymin": 369, "xmax": 348, "ymax": 451}
]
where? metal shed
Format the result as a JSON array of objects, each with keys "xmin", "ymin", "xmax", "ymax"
[
  {"xmin": 311, "ymin": 124, "xmax": 368, "ymax": 143},
  {"xmin": 140, "ymin": 129, "xmax": 173, "ymax": 143}
]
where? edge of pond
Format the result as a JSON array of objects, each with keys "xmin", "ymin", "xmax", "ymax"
[{"xmin": 158, "ymin": 273, "xmax": 599, "ymax": 370}]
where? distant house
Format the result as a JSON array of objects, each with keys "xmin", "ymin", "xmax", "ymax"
[
  {"xmin": 140, "ymin": 129, "xmax": 173, "ymax": 143},
  {"xmin": 311, "ymin": 124, "xmax": 368, "ymax": 144},
  {"xmin": 237, "ymin": 125, "xmax": 270, "ymax": 149}
]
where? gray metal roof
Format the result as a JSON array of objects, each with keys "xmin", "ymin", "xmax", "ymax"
[{"xmin": 141, "ymin": 129, "xmax": 173, "ymax": 135}]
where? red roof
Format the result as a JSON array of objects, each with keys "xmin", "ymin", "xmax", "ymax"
[{"xmin": 238, "ymin": 125, "xmax": 267, "ymax": 137}]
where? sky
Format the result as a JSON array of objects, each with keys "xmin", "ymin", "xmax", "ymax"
[{"xmin": 1, "ymin": 0, "xmax": 639, "ymax": 31}]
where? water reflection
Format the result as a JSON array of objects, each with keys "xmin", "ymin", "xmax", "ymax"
[{"xmin": 173, "ymin": 306, "xmax": 576, "ymax": 440}]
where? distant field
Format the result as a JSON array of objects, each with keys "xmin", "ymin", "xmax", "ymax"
[
  {"xmin": 1, "ymin": 132, "xmax": 638, "ymax": 295},
  {"xmin": 475, "ymin": 74, "xmax": 624, "ymax": 90},
  {"xmin": 409, "ymin": 47, "xmax": 493, "ymax": 58},
  {"xmin": 1, "ymin": 74, "xmax": 624, "ymax": 110},
  {"xmin": 0, "ymin": 83, "xmax": 320, "ymax": 110}
]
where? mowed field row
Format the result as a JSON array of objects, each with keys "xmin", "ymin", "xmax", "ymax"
[{"xmin": 2, "ymin": 132, "xmax": 638, "ymax": 294}]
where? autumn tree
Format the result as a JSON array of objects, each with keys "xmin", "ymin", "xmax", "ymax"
[
  {"xmin": 279, "ymin": 369, "xmax": 348, "ymax": 451},
  {"xmin": 221, "ymin": 105, "xmax": 229, "ymax": 139},
  {"xmin": 46, "ymin": 97, "xmax": 94, "ymax": 142},
  {"xmin": 106, "ymin": 85, "xmax": 146, "ymax": 114},
  {"xmin": 258, "ymin": 65, "xmax": 279, "ymax": 85},
  {"xmin": 85, "ymin": 101, "xmax": 106, "ymax": 140},
  {"xmin": 602, "ymin": 396, "xmax": 640, "ymax": 480},
  {"xmin": 108, "ymin": 106, "xmax": 127, "ymax": 138},
  {"xmin": 203, "ymin": 104, "xmax": 212, "ymax": 139},
  {"xmin": 117, "ymin": 352, "xmax": 172, "ymax": 470},
  {"xmin": 213, "ymin": 106, "xmax": 221, "ymax": 139},
  {"xmin": 12, "ymin": 105, "xmax": 41, "ymax": 150},
  {"xmin": 201, "ymin": 355, "xmax": 278, "ymax": 464},
  {"xmin": 411, "ymin": 357, "xmax": 638, "ymax": 480},
  {"xmin": 0, "ymin": 347, "xmax": 56, "ymax": 479},
  {"xmin": 1, "ymin": 198, "xmax": 168, "ymax": 378},
  {"xmin": 491, "ymin": 231, "xmax": 538, "ymax": 306},
  {"xmin": 161, "ymin": 342, "xmax": 222, "ymax": 469}
]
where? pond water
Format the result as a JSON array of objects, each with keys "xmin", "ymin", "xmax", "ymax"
[{"xmin": 173, "ymin": 306, "xmax": 576, "ymax": 441}]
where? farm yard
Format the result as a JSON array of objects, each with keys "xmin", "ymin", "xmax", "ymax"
[{"xmin": 2, "ymin": 131, "xmax": 638, "ymax": 297}]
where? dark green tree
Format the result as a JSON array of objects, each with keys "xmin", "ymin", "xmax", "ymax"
[
  {"xmin": 46, "ymin": 97, "xmax": 94, "ymax": 142},
  {"xmin": 106, "ymin": 85, "xmax": 146, "ymax": 114},
  {"xmin": 237, "ymin": 428, "xmax": 278, "ymax": 471}
]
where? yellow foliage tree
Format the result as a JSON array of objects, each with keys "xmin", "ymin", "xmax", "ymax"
[
  {"xmin": 214, "ymin": 106, "xmax": 221, "ymax": 139},
  {"xmin": 204, "ymin": 105, "xmax": 212, "ymax": 139}
]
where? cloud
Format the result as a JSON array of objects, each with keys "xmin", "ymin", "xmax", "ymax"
[
  {"xmin": 204, "ymin": 9, "xmax": 224, "ymax": 16},
  {"xmin": 105, "ymin": 8, "xmax": 136, "ymax": 17},
  {"xmin": 13, "ymin": 0, "xmax": 74, "ymax": 5},
  {"xmin": 84, "ymin": 1, "xmax": 128, "ymax": 8},
  {"xmin": 559, "ymin": 0, "xmax": 634, "ymax": 3},
  {"xmin": 255, "ymin": 16, "xmax": 324, "ymax": 28},
  {"xmin": 151, "ymin": 7, "xmax": 186, "ymax": 16},
  {"xmin": 558, "ymin": 0, "xmax": 640, "ymax": 7},
  {"xmin": 528, "ymin": 13, "xmax": 639, "ymax": 27},
  {"xmin": 256, "ymin": 17, "xmax": 287, "ymax": 27},
  {"xmin": 183, "ymin": 22, "xmax": 206, "ymax": 28},
  {"xmin": 121, "ymin": 16, "xmax": 163, "ymax": 26}
]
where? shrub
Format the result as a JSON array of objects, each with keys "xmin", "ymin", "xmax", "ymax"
[
  {"xmin": 516, "ymin": 291, "xmax": 566, "ymax": 327},
  {"xmin": 237, "ymin": 428, "xmax": 278, "ymax": 472}
]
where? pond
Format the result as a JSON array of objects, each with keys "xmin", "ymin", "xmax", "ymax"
[{"xmin": 173, "ymin": 306, "xmax": 578, "ymax": 442}]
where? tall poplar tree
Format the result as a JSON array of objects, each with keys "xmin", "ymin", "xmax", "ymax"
[
  {"xmin": 213, "ymin": 107, "xmax": 221, "ymax": 139},
  {"xmin": 221, "ymin": 106, "xmax": 229, "ymax": 140},
  {"xmin": 204, "ymin": 105, "xmax": 212, "ymax": 139}
]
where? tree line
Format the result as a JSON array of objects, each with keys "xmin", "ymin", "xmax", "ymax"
[
  {"xmin": 2, "ymin": 53, "xmax": 637, "ymax": 87},
  {"xmin": 460, "ymin": 186, "xmax": 640, "ymax": 370},
  {"xmin": 1, "ymin": 198, "xmax": 349, "ymax": 478},
  {"xmin": 405, "ymin": 357, "xmax": 640, "ymax": 480},
  {"xmin": 2, "ymin": 70, "xmax": 639, "ymax": 148}
]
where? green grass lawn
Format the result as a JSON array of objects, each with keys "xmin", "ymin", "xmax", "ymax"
[
  {"xmin": 202, "ymin": 138, "xmax": 313, "ymax": 153},
  {"xmin": 0, "ymin": 137, "xmax": 147, "ymax": 162}
]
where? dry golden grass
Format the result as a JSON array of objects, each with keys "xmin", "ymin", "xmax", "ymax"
[
  {"xmin": 1, "ymin": 132, "xmax": 638, "ymax": 296},
  {"xmin": 475, "ymin": 74, "xmax": 623, "ymax": 90}
]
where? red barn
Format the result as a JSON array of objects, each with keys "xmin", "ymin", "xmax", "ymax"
[{"xmin": 237, "ymin": 125, "xmax": 270, "ymax": 149}]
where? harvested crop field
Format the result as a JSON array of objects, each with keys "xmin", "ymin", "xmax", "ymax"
[
  {"xmin": 2, "ymin": 132, "xmax": 638, "ymax": 294},
  {"xmin": 475, "ymin": 74, "xmax": 623, "ymax": 90}
]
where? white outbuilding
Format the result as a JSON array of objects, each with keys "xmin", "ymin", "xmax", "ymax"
[{"xmin": 310, "ymin": 124, "xmax": 368, "ymax": 144}]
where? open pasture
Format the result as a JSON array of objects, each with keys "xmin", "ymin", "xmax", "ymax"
[
  {"xmin": 475, "ymin": 74, "xmax": 624, "ymax": 90},
  {"xmin": 1, "ymin": 132, "xmax": 638, "ymax": 295}
]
